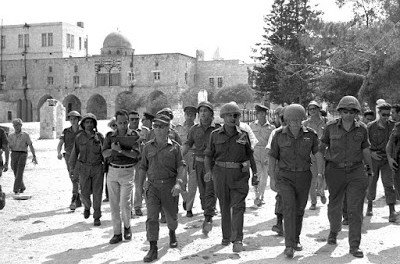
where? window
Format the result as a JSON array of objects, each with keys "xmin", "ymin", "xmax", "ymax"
[
  {"xmin": 71, "ymin": 35, "xmax": 75, "ymax": 49},
  {"xmin": 22, "ymin": 76, "xmax": 27, "ymax": 86},
  {"xmin": 24, "ymin": 34, "xmax": 29, "ymax": 47},
  {"xmin": 209, "ymin": 77, "xmax": 214, "ymax": 87},
  {"xmin": 48, "ymin": 33, "xmax": 53, "ymax": 46},
  {"xmin": 74, "ymin": 65, "xmax": 78, "ymax": 73},
  {"xmin": 79, "ymin": 37, "xmax": 82, "ymax": 50},
  {"xmin": 42, "ymin": 33, "xmax": 47, "ymax": 46},
  {"xmin": 217, "ymin": 77, "xmax": 223, "ymax": 88},
  {"xmin": 73, "ymin": 76, "xmax": 80, "ymax": 84},
  {"xmin": 1, "ymin": 35, "xmax": 5, "ymax": 49},
  {"xmin": 153, "ymin": 71, "xmax": 160, "ymax": 81},
  {"xmin": 128, "ymin": 71, "xmax": 135, "ymax": 81},
  {"xmin": 66, "ymin": 34, "xmax": 71, "ymax": 48},
  {"xmin": 185, "ymin": 73, "xmax": 188, "ymax": 84},
  {"xmin": 110, "ymin": 73, "xmax": 121, "ymax": 86},
  {"xmin": 47, "ymin": 77, "xmax": 54, "ymax": 85},
  {"xmin": 97, "ymin": 74, "xmax": 108, "ymax": 86},
  {"xmin": 7, "ymin": 111, "xmax": 12, "ymax": 121},
  {"xmin": 49, "ymin": 66, "xmax": 52, "ymax": 73},
  {"xmin": 18, "ymin": 34, "xmax": 23, "ymax": 48},
  {"xmin": 1, "ymin": 75, "xmax": 6, "ymax": 82}
]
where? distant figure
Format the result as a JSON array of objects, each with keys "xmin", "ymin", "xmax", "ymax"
[
  {"xmin": 8, "ymin": 118, "xmax": 37, "ymax": 195},
  {"xmin": 0, "ymin": 126, "xmax": 9, "ymax": 210},
  {"xmin": 362, "ymin": 110, "xmax": 375, "ymax": 124}
]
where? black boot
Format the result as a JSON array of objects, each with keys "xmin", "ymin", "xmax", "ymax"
[
  {"xmin": 143, "ymin": 241, "xmax": 158, "ymax": 262},
  {"xmin": 169, "ymin": 230, "xmax": 178, "ymax": 248},
  {"xmin": 366, "ymin": 201, "xmax": 373, "ymax": 216},
  {"xmin": 69, "ymin": 194, "xmax": 77, "ymax": 211},
  {"xmin": 75, "ymin": 193, "xmax": 82, "ymax": 207}
]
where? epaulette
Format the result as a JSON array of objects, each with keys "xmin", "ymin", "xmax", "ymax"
[
  {"xmin": 170, "ymin": 139, "xmax": 181, "ymax": 147},
  {"xmin": 275, "ymin": 126, "xmax": 284, "ymax": 134},
  {"xmin": 326, "ymin": 118, "xmax": 340, "ymax": 126},
  {"xmin": 143, "ymin": 138, "xmax": 155, "ymax": 146}
]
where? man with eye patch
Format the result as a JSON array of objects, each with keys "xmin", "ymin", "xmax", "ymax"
[
  {"xmin": 366, "ymin": 103, "xmax": 397, "ymax": 222},
  {"xmin": 320, "ymin": 95, "xmax": 373, "ymax": 258}
]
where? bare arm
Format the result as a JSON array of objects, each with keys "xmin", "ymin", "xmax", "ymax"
[
  {"xmin": 29, "ymin": 144, "xmax": 37, "ymax": 164},
  {"xmin": 57, "ymin": 139, "xmax": 64, "ymax": 159}
]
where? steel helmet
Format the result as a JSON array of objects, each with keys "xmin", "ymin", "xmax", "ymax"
[
  {"xmin": 67, "ymin": 110, "xmax": 82, "ymax": 120},
  {"xmin": 220, "ymin": 102, "xmax": 241, "ymax": 118},
  {"xmin": 336, "ymin": 96, "xmax": 361, "ymax": 112},
  {"xmin": 283, "ymin": 104, "xmax": 307, "ymax": 121},
  {"xmin": 197, "ymin": 101, "xmax": 214, "ymax": 112},
  {"xmin": 80, "ymin": 113, "xmax": 98, "ymax": 129}
]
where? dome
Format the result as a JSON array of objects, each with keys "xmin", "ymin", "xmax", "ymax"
[{"xmin": 102, "ymin": 32, "xmax": 132, "ymax": 49}]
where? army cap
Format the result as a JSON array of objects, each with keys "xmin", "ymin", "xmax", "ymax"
[
  {"xmin": 255, "ymin": 104, "xmax": 269, "ymax": 112},
  {"xmin": 143, "ymin": 112, "xmax": 155, "ymax": 121},
  {"xmin": 153, "ymin": 114, "xmax": 171, "ymax": 125},
  {"xmin": 184, "ymin": 105, "xmax": 197, "ymax": 114},
  {"xmin": 157, "ymin": 108, "xmax": 174, "ymax": 120}
]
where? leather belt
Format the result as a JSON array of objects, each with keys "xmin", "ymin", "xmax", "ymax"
[
  {"xmin": 215, "ymin": 161, "xmax": 243, "ymax": 169},
  {"xmin": 195, "ymin": 156, "xmax": 205, "ymax": 162},
  {"xmin": 109, "ymin": 163, "xmax": 134, "ymax": 169},
  {"xmin": 281, "ymin": 168, "xmax": 310, "ymax": 172},
  {"xmin": 148, "ymin": 178, "xmax": 175, "ymax": 184},
  {"xmin": 331, "ymin": 161, "xmax": 363, "ymax": 168}
]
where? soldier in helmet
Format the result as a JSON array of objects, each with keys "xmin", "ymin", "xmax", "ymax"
[
  {"xmin": 69, "ymin": 113, "xmax": 105, "ymax": 226},
  {"xmin": 182, "ymin": 101, "xmax": 220, "ymax": 234},
  {"xmin": 57, "ymin": 110, "xmax": 83, "ymax": 211},
  {"xmin": 204, "ymin": 101, "xmax": 258, "ymax": 252},
  {"xmin": 303, "ymin": 101, "xmax": 327, "ymax": 210},
  {"xmin": 268, "ymin": 104, "xmax": 323, "ymax": 258},
  {"xmin": 321, "ymin": 95, "xmax": 373, "ymax": 258}
]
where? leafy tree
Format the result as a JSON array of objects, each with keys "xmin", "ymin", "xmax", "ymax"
[
  {"xmin": 214, "ymin": 84, "xmax": 256, "ymax": 107},
  {"xmin": 251, "ymin": 0, "xmax": 322, "ymax": 105}
]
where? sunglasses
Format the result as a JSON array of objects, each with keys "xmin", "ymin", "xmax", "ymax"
[
  {"xmin": 153, "ymin": 124, "xmax": 168, "ymax": 129},
  {"xmin": 381, "ymin": 113, "xmax": 390, "ymax": 117},
  {"xmin": 308, "ymin": 107, "xmax": 318, "ymax": 111},
  {"xmin": 111, "ymin": 124, "xmax": 117, "ymax": 127},
  {"xmin": 341, "ymin": 109, "xmax": 356, "ymax": 114},
  {"xmin": 129, "ymin": 118, "xmax": 139, "ymax": 121}
]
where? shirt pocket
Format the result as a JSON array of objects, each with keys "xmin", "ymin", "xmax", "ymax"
[
  {"xmin": 330, "ymin": 134, "xmax": 342, "ymax": 151},
  {"xmin": 299, "ymin": 137, "xmax": 313, "ymax": 156}
]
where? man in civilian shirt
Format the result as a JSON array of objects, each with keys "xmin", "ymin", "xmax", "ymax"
[
  {"xmin": 8, "ymin": 118, "xmax": 37, "ymax": 195},
  {"xmin": 103, "ymin": 110, "xmax": 140, "ymax": 244}
]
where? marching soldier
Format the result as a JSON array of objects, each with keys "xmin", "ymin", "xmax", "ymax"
[
  {"xmin": 57, "ymin": 111, "xmax": 82, "ymax": 211},
  {"xmin": 69, "ymin": 113, "xmax": 104, "ymax": 226},
  {"xmin": 204, "ymin": 101, "xmax": 258, "ymax": 252},
  {"xmin": 139, "ymin": 114, "xmax": 186, "ymax": 262},
  {"xmin": 182, "ymin": 101, "xmax": 219, "ymax": 234},
  {"xmin": 321, "ymin": 96, "xmax": 373, "ymax": 258},
  {"xmin": 269, "ymin": 104, "xmax": 323, "ymax": 258}
]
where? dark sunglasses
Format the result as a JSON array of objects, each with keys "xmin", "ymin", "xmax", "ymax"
[
  {"xmin": 129, "ymin": 118, "xmax": 139, "ymax": 121},
  {"xmin": 341, "ymin": 109, "xmax": 356, "ymax": 114},
  {"xmin": 381, "ymin": 113, "xmax": 390, "ymax": 117},
  {"xmin": 153, "ymin": 124, "xmax": 168, "ymax": 129},
  {"xmin": 308, "ymin": 107, "xmax": 318, "ymax": 111},
  {"xmin": 111, "ymin": 124, "xmax": 117, "ymax": 127}
]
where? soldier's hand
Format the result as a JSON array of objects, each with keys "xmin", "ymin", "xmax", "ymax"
[
  {"xmin": 57, "ymin": 153, "xmax": 63, "ymax": 160},
  {"xmin": 251, "ymin": 175, "xmax": 259, "ymax": 186},
  {"xmin": 171, "ymin": 183, "xmax": 181, "ymax": 197},
  {"xmin": 32, "ymin": 156, "xmax": 38, "ymax": 165},
  {"xmin": 371, "ymin": 151, "xmax": 382, "ymax": 160},
  {"xmin": 204, "ymin": 172, "xmax": 212, "ymax": 182},
  {"xmin": 388, "ymin": 157, "xmax": 399, "ymax": 171}
]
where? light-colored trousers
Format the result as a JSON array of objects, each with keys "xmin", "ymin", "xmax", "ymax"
[
  {"xmin": 107, "ymin": 166, "xmax": 135, "ymax": 235},
  {"xmin": 255, "ymin": 159, "xmax": 270, "ymax": 200}
]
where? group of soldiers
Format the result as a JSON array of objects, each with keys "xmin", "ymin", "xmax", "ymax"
[{"xmin": 4, "ymin": 93, "xmax": 396, "ymax": 262}]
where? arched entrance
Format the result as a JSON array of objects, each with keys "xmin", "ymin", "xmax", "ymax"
[
  {"xmin": 63, "ymin": 94, "xmax": 82, "ymax": 120},
  {"xmin": 115, "ymin": 91, "xmax": 141, "ymax": 112},
  {"xmin": 17, "ymin": 99, "xmax": 33, "ymax": 122},
  {"xmin": 37, "ymin": 94, "xmax": 53, "ymax": 121},
  {"xmin": 87, "ymin": 94, "xmax": 107, "ymax": 120}
]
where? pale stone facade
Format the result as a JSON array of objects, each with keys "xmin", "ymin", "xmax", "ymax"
[{"xmin": 0, "ymin": 21, "xmax": 254, "ymax": 122}]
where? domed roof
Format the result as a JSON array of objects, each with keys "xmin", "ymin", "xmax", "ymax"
[{"xmin": 103, "ymin": 32, "xmax": 132, "ymax": 49}]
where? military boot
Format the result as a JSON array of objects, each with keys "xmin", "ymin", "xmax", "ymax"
[
  {"xmin": 69, "ymin": 194, "xmax": 77, "ymax": 211},
  {"xmin": 143, "ymin": 241, "xmax": 158, "ymax": 262}
]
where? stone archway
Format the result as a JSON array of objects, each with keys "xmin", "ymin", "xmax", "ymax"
[
  {"xmin": 87, "ymin": 94, "xmax": 107, "ymax": 120},
  {"xmin": 36, "ymin": 95, "xmax": 52, "ymax": 121},
  {"xmin": 63, "ymin": 94, "xmax": 82, "ymax": 120}
]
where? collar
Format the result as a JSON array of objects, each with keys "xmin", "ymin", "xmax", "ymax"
[
  {"xmin": 110, "ymin": 128, "xmax": 135, "ymax": 137},
  {"xmin": 282, "ymin": 125, "xmax": 308, "ymax": 134},
  {"xmin": 151, "ymin": 137, "xmax": 173, "ymax": 146},
  {"xmin": 217, "ymin": 125, "xmax": 243, "ymax": 134},
  {"xmin": 337, "ymin": 118, "xmax": 361, "ymax": 128},
  {"xmin": 254, "ymin": 119, "xmax": 271, "ymax": 127}
]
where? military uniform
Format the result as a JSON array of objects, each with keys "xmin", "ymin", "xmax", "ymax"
[
  {"xmin": 269, "ymin": 125, "xmax": 320, "ymax": 251},
  {"xmin": 69, "ymin": 121, "xmax": 104, "ymax": 223},
  {"xmin": 386, "ymin": 123, "xmax": 400, "ymax": 202},
  {"xmin": 321, "ymin": 118, "xmax": 369, "ymax": 253},
  {"xmin": 367, "ymin": 119, "xmax": 396, "ymax": 208},
  {"xmin": 205, "ymin": 125, "xmax": 256, "ymax": 247},
  {"xmin": 249, "ymin": 115, "xmax": 275, "ymax": 205},
  {"xmin": 184, "ymin": 122, "xmax": 220, "ymax": 218}
]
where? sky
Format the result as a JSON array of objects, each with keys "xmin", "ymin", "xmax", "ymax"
[{"xmin": 0, "ymin": 0, "xmax": 353, "ymax": 63}]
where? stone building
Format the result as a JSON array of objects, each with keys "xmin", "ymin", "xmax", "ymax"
[{"xmin": 0, "ymin": 21, "xmax": 254, "ymax": 122}]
